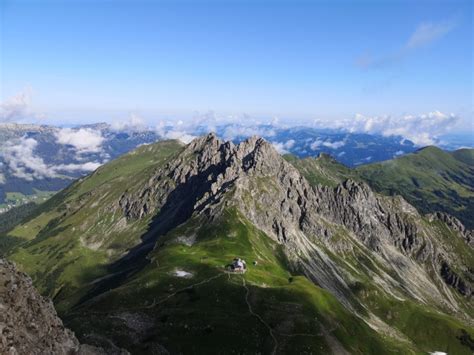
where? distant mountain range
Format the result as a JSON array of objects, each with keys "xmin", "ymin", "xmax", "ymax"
[
  {"xmin": 1, "ymin": 122, "xmax": 471, "ymax": 216},
  {"xmin": 212, "ymin": 124, "xmax": 419, "ymax": 166},
  {"xmin": 2, "ymin": 134, "xmax": 472, "ymax": 354},
  {"xmin": 0, "ymin": 123, "xmax": 161, "ymax": 211},
  {"xmin": 0, "ymin": 122, "xmax": 423, "ymax": 212}
]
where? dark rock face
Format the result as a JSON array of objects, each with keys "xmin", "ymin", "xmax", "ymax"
[
  {"xmin": 429, "ymin": 212, "xmax": 474, "ymax": 247},
  {"xmin": 0, "ymin": 258, "xmax": 104, "ymax": 355},
  {"xmin": 441, "ymin": 261, "xmax": 473, "ymax": 297},
  {"xmin": 311, "ymin": 180, "xmax": 421, "ymax": 253}
]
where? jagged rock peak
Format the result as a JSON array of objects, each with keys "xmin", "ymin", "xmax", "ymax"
[
  {"xmin": 118, "ymin": 134, "xmax": 288, "ymax": 220},
  {"xmin": 180, "ymin": 133, "xmax": 283, "ymax": 173},
  {"xmin": 186, "ymin": 132, "xmax": 222, "ymax": 150},
  {"xmin": 339, "ymin": 178, "xmax": 373, "ymax": 196},
  {"xmin": 429, "ymin": 212, "xmax": 473, "ymax": 247},
  {"xmin": 239, "ymin": 135, "xmax": 276, "ymax": 154},
  {"xmin": 185, "ymin": 133, "xmax": 275, "ymax": 158}
]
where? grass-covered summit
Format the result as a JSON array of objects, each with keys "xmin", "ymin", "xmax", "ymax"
[
  {"xmin": 284, "ymin": 146, "xmax": 474, "ymax": 229},
  {"xmin": 2, "ymin": 134, "xmax": 473, "ymax": 354},
  {"xmin": 356, "ymin": 146, "xmax": 474, "ymax": 229}
]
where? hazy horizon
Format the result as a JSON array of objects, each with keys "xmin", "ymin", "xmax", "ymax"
[{"xmin": 1, "ymin": 0, "xmax": 473, "ymax": 144}]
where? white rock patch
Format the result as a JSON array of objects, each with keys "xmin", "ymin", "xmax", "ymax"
[
  {"xmin": 173, "ymin": 269, "xmax": 193, "ymax": 278},
  {"xmin": 175, "ymin": 234, "xmax": 197, "ymax": 246}
]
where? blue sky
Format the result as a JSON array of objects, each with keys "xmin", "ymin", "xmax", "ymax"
[{"xmin": 0, "ymin": 0, "xmax": 472, "ymax": 131}]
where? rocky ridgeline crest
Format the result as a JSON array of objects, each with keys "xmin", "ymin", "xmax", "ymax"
[
  {"xmin": 117, "ymin": 133, "xmax": 472, "ymax": 314},
  {"xmin": 429, "ymin": 211, "xmax": 474, "ymax": 247},
  {"xmin": 2, "ymin": 133, "xmax": 472, "ymax": 354}
]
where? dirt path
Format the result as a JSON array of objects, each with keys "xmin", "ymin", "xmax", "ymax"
[
  {"xmin": 71, "ymin": 273, "xmax": 225, "ymax": 315},
  {"xmin": 238, "ymin": 275, "xmax": 352, "ymax": 355},
  {"xmin": 78, "ymin": 270, "xmax": 349, "ymax": 354},
  {"xmin": 144, "ymin": 273, "xmax": 224, "ymax": 309},
  {"xmin": 241, "ymin": 277, "xmax": 279, "ymax": 355}
]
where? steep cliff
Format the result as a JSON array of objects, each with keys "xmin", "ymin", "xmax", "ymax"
[{"xmin": 0, "ymin": 258, "xmax": 105, "ymax": 354}]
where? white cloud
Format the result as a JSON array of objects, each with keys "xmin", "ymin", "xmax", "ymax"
[
  {"xmin": 314, "ymin": 111, "xmax": 459, "ymax": 146},
  {"xmin": 406, "ymin": 21, "xmax": 455, "ymax": 49},
  {"xmin": 188, "ymin": 110, "xmax": 220, "ymax": 132},
  {"xmin": 2, "ymin": 137, "xmax": 56, "ymax": 181},
  {"xmin": 111, "ymin": 113, "xmax": 148, "ymax": 132},
  {"xmin": 154, "ymin": 114, "xmax": 278, "ymax": 144},
  {"xmin": 310, "ymin": 139, "xmax": 324, "ymax": 150},
  {"xmin": 284, "ymin": 139, "xmax": 295, "ymax": 149},
  {"xmin": 54, "ymin": 161, "xmax": 102, "ymax": 172},
  {"xmin": 1, "ymin": 137, "xmax": 103, "ymax": 180},
  {"xmin": 272, "ymin": 142, "xmax": 289, "ymax": 154},
  {"xmin": 154, "ymin": 117, "xmax": 210, "ymax": 144},
  {"xmin": 55, "ymin": 128, "xmax": 105, "ymax": 154},
  {"xmin": 271, "ymin": 139, "xmax": 296, "ymax": 154},
  {"xmin": 356, "ymin": 19, "xmax": 456, "ymax": 69},
  {"xmin": 162, "ymin": 130, "xmax": 196, "ymax": 144},
  {"xmin": 381, "ymin": 111, "xmax": 459, "ymax": 146},
  {"xmin": 221, "ymin": 125, "xmax": 277, "ymax": 141},
  {"xmin": 154, "ymin": 111, "xmax": 281, "ymax": 143},
  {"xmin": 309, "ymin": 138, "xmax": 345, "ymax": 150},
  {"xmin": 322, "ymin": 139, "xmax": 346, "ymax": 149},
  {"xmin": 0, "ymin": 89, "xmax": 36, "ymax": 123}
]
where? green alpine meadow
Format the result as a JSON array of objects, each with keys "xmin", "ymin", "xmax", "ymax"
[
  {"xmin": 2, "ymin": 135, "xmax": 473, "ymax": 354},
  {"xmin": 1, "ymin": 1, "xmax": 473, "ymax": 353},
  {"xmin": 357, "ymin": 147, "xmax": 474, "ymax": 229}
]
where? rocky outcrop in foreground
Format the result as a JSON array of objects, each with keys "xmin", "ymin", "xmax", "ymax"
[{"xmin": 0, "ymin": 258, "xmax": 104, "ymax": 355}]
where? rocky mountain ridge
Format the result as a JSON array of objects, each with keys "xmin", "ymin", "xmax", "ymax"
[
  {"xmin": 117, "ymin": 134, "xmax": 472, "ymax": 315},
  {"xmin": 3, "ymin": 133, "xmax": 473, "ymax": 353},
  {"xmin": 0, "ymin": 258, "xmax": 106, "ymax": 354},
  {"xmin": 356, "ymin": 145, "xmax": 474, "ymax": 229}
]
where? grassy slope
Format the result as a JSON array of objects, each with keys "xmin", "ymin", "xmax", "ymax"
[
  {"xmin": 356, "ymin": 147, "xmax": 474, "ymax": 228},
  {"xmin": 284, "ymin": 153, "xmax": 359, "ymax": 187},
  {"xmin": 4, "ymin": 140, "xmax": 184, "ymax": 305},
  {"xmin": 0, "ymin": 203, "xmax": 38, "ymax": 248},
  {"xmin": 328, "ymin": 235, "xmax": 474, "ymax": 354},
  {"xmin": 285, "ymin": 153, "xmax": 474, "ymax": 353},
  {"xmin": 1, "ymin": 140, "xmax": 411, "ymax": 353},
  {"xmin": 3, "ymin": 140, "xmax": 473, "ymax": 353},
  {"xmin": 66, "ymin": 208, "xmax": 412, "ymax": 354},
  {"xmin": 452, "ymin": 148, "xmax": 474, "ymax": 166}
]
